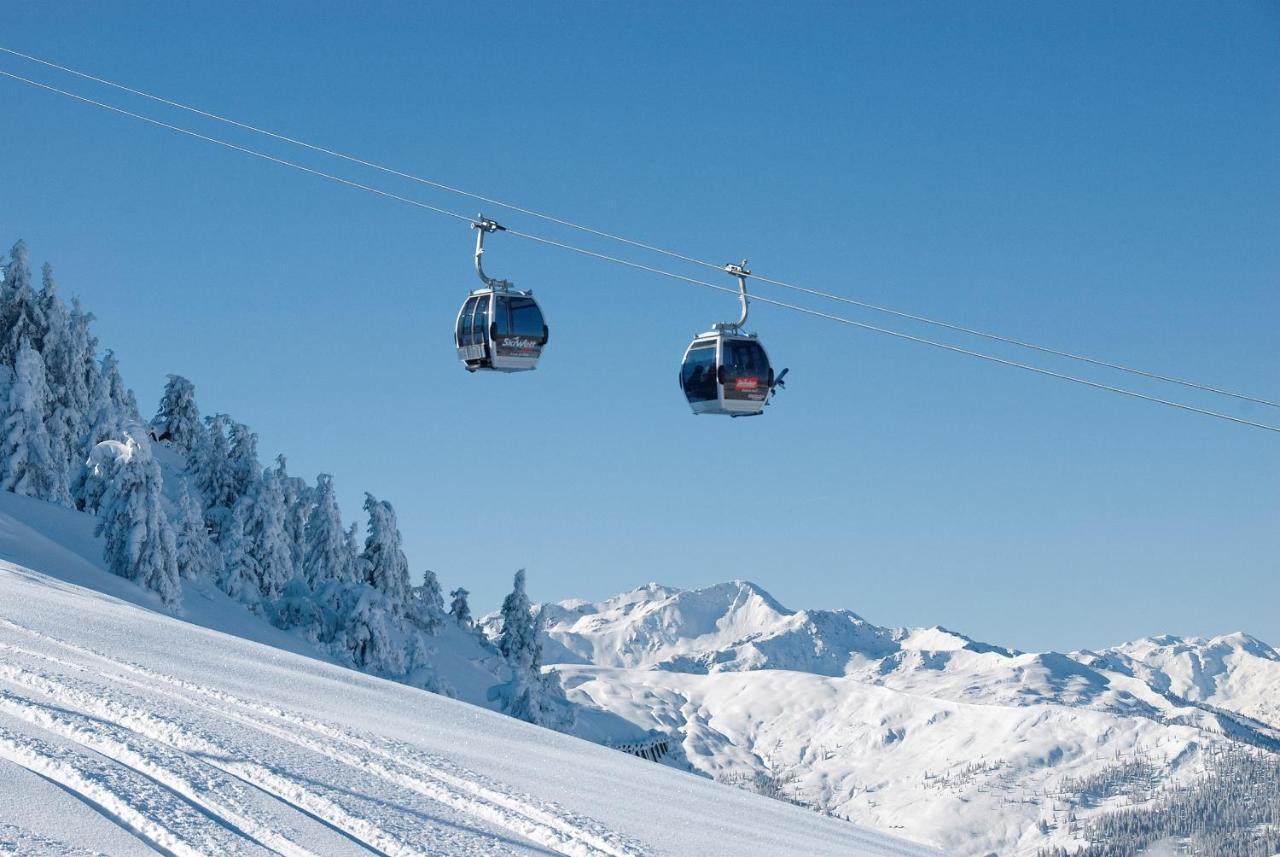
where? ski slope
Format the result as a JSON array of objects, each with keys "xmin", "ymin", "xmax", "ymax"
[{"xmin": 0, "ymin": 494, "xmax": 938, "ymax": 857}]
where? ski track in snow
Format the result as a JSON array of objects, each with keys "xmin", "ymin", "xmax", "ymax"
[
  {"xmin": 0, "ymin": 821, "xmax": 114, "ymax": 857},
  {"xmin": 0, "ymin": 723, "xmax": 270, "ymax": 857},
  {"xmin": 0, "ymin": 617, "xmax": 650, "ymax": 857}
]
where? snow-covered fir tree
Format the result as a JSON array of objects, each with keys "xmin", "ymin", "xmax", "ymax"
[
  {"xmin": 217, "ymin": 497, "xmax": 258, "ymax": 604},
  {"xmin": 66, "ymin": 298, "xmax": 98, "ymax": 443},
  {"xmin": 344, "ymin": 521, "xmax": 362, "ymax": 583},
  {"xmin": 361, "ymin": 493, "xmax": 412, "ymax": 615},
  {"xmin": 498, "ymin": 569, "xmax": 537, "ymax": 666},
  {"xmin": 0, "ymin": 339, "xmax": 65, "ymax": 503},
  {"xmin": 0, "ymin": 240, "xmax": 45, "ymax": 366},
  {"xmin": 340, "ymin": 585, "xmax": 405, "ymax": 675},
  {"xmin": 35, "ymin": 263, "xmax": 76, "ymax": 492},
  {"xmin": 409, "ymin": 569, "xmax": 445, "ymax": 631},
  {"xmin": 90, "ymin": 431, "xmax": 180, "ymax": 607},
  {"xmin": 274, "ymin": 455, "xmax": 310, "ymax": 571},
  {"xmin": 80, "ymin": 351, "xmax": 133, "ymax": 448},
  {"xmin": 190, "ymin": 413, "xmax": 237, "ymax": 536},
  {"xmin": 226, "ymin": 420, "xmax": 259, "ymax": 503},
  {"xmin": 271, "ymin": 575, "xmax": 324, "ymax": 641},
  {"xmin": 449, "ymin": 586, "xmax": 472, "ymax": 628},
  {"xmin": 172, "ymin": 483, "xmax": 221, "ymax": 581},
  {"xmin": 241, "ymin": 466, "xmax": 294, "ymax": 600},
  {"xmin": 150, "ymin": 374, "xmax": 202, "ymax": 453},
  {"xmin": 302, "ymin": 473, "xmax": 349, "ymax": 586},
  {"xmin": 72, "ymin": 350, "xmax": 136, "ymax": 510},
  {"xmin": 493, "ymin": 569, "xmax": 574, "ymax": 730}
]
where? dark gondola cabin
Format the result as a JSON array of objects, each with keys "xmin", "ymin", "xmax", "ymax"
[
  {"xmin": 454, "ymin": 288, "xmax": 548, "ymax": 372},
  {"xmin": 680, "ymin": 331, "xmax": 774, "ymax": 416}
]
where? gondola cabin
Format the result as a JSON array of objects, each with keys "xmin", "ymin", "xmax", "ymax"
[
  {"xmin": 455, "ymin": 287, "xmax": 548, "ymax": 372},
  {"xmin": 680, "ymin": 330, "xmax": 773, "ymax": 416}
]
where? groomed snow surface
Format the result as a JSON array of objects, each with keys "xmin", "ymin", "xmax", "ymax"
[{"xmin": 0, "ymin": 492, "xmax": 938, "ymax": 857}]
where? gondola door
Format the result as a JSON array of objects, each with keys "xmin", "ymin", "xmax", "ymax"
[
  {"xmin": 719, "ymin": 337, "xmax": 772, "ymax": 414},
  {"xmin": 489, "ymin": 293, "xmax": 547, "ymax": 372}
]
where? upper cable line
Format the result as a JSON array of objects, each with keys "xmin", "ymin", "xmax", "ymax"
[
  {"xmin": 2, "ymin": 44, "xmax": 1275, "ymax": 411},
  {"xmin": 0, "ymin": 61, "xmax": 1276, "ymax": 434}
]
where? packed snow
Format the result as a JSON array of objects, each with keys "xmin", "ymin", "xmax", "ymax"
[{"xmin": 0, "ymin": 492, "xmax": 937, "ymax": 857}]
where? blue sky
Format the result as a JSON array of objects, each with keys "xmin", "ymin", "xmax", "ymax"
[{"xmin": 2, "ymin": 2, "xmax": 1277, "ymax": 652}]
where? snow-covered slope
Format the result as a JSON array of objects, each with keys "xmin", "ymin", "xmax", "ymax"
[
  {"xmin": 0, "ymin": 496, "xmax": 934, "ymax": 857},
  {"xmin": 1075, "ymin": 633, "xmax": 1280, "ymax": 728},
  {"xmin": 529, "ymin": 581, "xmax": 1280, "ymax": 856}
]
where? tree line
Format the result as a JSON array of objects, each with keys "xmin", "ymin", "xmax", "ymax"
[{"xmin": 0, "ymin": 239, "xmax": 571, "ymax": 730}]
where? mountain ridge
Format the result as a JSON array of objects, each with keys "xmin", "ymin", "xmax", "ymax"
[{"xmin": 510, "ymin": 579, "xmax": 1280, "ymax": 856}]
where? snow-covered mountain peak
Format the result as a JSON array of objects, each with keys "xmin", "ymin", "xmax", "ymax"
[
  {"xmin": 1109, "ymin": 631, "xmax": 1278, "ymax": 662},
  {"xmin": 538, "ymin": 581, "xmax": 1044, "ymax": 680},
  {"xmin": 537, "ymin": 581, "xmax": 1280, "ymax": 731},
  {"xmin": 531, "ymin": 581, "xmax": 1280, "ymax": 856},
  {"xmin": 1071, "ymin": 630, "xmax": 1280, "ymax": 727},
  {"xmin": 531, "ymin": 580, "xmax": 902, "ymax": 675}
]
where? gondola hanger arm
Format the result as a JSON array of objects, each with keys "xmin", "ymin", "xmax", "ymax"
[
  {"xmin": 719, "ymin": 259, "xmax": 751, "ymax": 331},
  {"xmin": 472, "ymin": 215, "xmax": 513, "ymax": 290}
]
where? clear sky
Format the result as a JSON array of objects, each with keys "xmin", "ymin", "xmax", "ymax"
[{"xmin": 2, "ymin": 2, "xmax": 1276, "ymax": 653}]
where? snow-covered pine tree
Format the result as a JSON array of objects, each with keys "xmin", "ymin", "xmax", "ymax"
[
  {"xmin": 65, "ymin": 297, "xmax": 98, "ymax": 458},
  {"xmin": 0, "ymin": 339, "xmax": 61, "ymax": 502},
  {"xmin": 302, "ymin": 473, "xmax": 349, "ymax": 586},
  {"xmin": 81, "ymin": 351, "xmax": 134, "ymax": 449},
  {"xmin": 274, "ymin": 455, "xmax": 310, "ymax": 571},
  {"xmin": 189, "ymin": 413, "xmax": 237, "ymax": 537},
  {"xmin": 242, "ymin": 466, "xmax": 294, "ymax": 600},
  {"xmin": 361, "ymin": 493, "xmax": 412, "ymax": 615},
  {"xmin": 35, "ymin": 264, "xmax": 79, "ymax": 500},
  {"xmin": 421, "ymin": 570, "xmax": 445, "ymax": 614},
  {"xmin": 226, "ymin": 420, "xmax": 260, "ymax": 503},
  {"xmin": 36, "ymin": 263, "xmax": 67, "ymax": 361},
  {"xmin": 492, "ymin": 569, "xmax": 574, "ymax": 730},
  {"xmin": 150, "ymin": 375, "xmax": 202, "ymax": 453},
  {"xmin": 73, "ymin": 350, "xmax": 138, "ymax": 510},
  {"xmin": 449, "ymin": 586, "xmax": 472, "ymax": 628},
  {"xmin": 173, "ymin": 483, "xmax": 221, "ymax": 581},
  {"xmin": 217, "ymin": 497, "xmax": 258, "ymax": 603},
  {"xmin": 345, "ymin": 521, "xmax": 363, "ymax": 583},
  {"xmin": 410, "ymin": 569, "xmax": 445, "ymax": 632},
  {"xmin": 341, "ymin": 585, "xmax": 405, "ymax": 675},
  {"xmin": 90, "ymin": 431, "xmax": 181, "ymax": 607},
  {"xmin": 498, "ymin": 568, "xmax": 537, "ymax": 667},
  {"xmin": 0, "ymin": 240, "xmax": 47, "ymax": 367},
  {"xmin": 271, "ymin": 575, "xmax": 324, "ymax": 640}
]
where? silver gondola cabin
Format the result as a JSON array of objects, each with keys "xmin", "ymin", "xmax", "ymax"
[
  {"xmin": 455, "ymin": 219, "xmax": 548, "ymax": 372},
  {"xmin": 679, "ymin": 262, "xmax": 786, "ymax": 416}
]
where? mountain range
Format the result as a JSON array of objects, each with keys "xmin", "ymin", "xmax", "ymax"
[{"xmin": 510, "ymin": 580, "xmax": 1280, "ymax": 855}]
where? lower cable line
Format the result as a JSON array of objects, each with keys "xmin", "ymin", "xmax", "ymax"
[
  {"xmin": 507, "ymin": 230, "xmax": 1280, "ymax": 434},
  {"xmin": 0, "ymin": 70, "xmax": 474, "ymax": 226},
  {"xmin": 2, "ymin": 66, "xmax": 1276, "ymax": 434}
]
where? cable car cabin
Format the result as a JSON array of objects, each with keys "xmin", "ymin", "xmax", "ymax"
[
  {"xmin": 680, "ymin": 332, "xmax": 774, "ymax": 416},
  {"xmin": 454, "ymin": 288, "xmax": 548, "ymax": 372}
]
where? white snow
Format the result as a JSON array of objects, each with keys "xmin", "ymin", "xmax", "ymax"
[
  {"xmin": 0, "ymin": 492, "xmax": 936, "ymax": 857},
  {"xmin": 531, "ymin": 581, "xmax": 1280, "ymax": 856}
]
